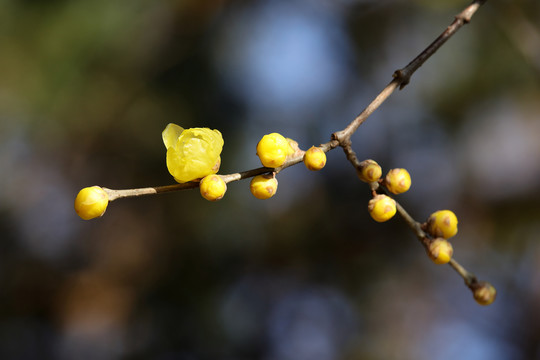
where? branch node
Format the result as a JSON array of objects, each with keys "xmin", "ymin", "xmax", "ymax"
[{"xmin": 392, "ymin": 69, "xmax": 411, "ymax": 90}]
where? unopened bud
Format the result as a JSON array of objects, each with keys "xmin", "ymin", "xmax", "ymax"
[
  {"xmin": 385, "ymin": 168, "xmax": 411, "ymax": 194},
  {"xmin": 426, "ymin": 238, "xmax": 453, "ymax": 264},
  {"xmin": 358, "ymin": 159, "xmax": 382, "ymax": 183},
  {"xmin": 472, "ymin": 281, "xmax": 497, "ymax": 306}
]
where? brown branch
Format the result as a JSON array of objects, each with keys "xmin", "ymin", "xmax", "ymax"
[
  {"xmin": 104, "ymin": 166, "xmax": 273, "ymax": 201},
  {"xmin": 332, "ymin": 80, "xmax": 400, "ymax": 145},
  {"xmin": 92, "ymin": 0, "xmax": 493, "ymax": 303},
  {"xmin": 394, "ymin": 0, "xmax": 488, "ymax": 90},
  {"xmin": 104, "ymin": 0, "xmax": 488, "ymax": 202},
  {"xmin": 333, "ymin": 0, "xmax": 487, "ymax": 146}
]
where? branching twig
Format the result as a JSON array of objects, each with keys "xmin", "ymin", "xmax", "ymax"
[
  {"xmin": 332, "ymin": 0, "xmax": 487, "ymax": 146},
  {"xmin": 95, "ymin": 0, "xmax": 493, "ymax": 304},
  {"xmin": 105, "ymin": 0, "xmax": 487, "ymax": 201}
]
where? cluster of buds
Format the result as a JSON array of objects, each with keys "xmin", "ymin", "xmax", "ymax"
[
  {"xmin": 251, "ymin": 132, "xmax": 327, "ymax": 200},
  {"xmin": 422, "ymin": 210, "xmax": 458, "ymax": 265},
  {"xmin": 364, "ymin": 160, "xmax": 411, "ymax": 222},
  {"xmin": 73, "ymin": 125, "xmax": 496, "ymax": 306},
  {"xmin": 422, "ymin": 210, "xmax": 495, "ymax": 305}
]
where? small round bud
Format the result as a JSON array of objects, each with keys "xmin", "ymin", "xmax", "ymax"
[
  {"xmin": 358, "ymin": 159, "xmax": 382, "ymax": 183},
  {"xmin": 74, "ymin": 186, "xmax": 109, "ymax": 220},
  {"xmin": 303, "ymin": 146, "xmax": 327, "ymax": 171},
  {"xmin": 472, "ymin": 282, "xmax": 497, "ymax": 306},
  {"xmin": 250, "ymin": 174, "xmax": 278, "ymax": 199},
  {"xmin": 385, "ymin": 168, "xmax": 411, "ymax": 194},
  {"xmin": 368, "ymin": 194, "xmax": 396, "ymax": 222},
  {"xmin": 199, "ymin": 174, "xmax": 227, "ymax": 201},
  {"xmin": 256, "ymin": 133, "xmax": 289, "ymax": 168},
  {"xmin": 426, "ymin": 210, "xmax": 458, "ymax": 239},
  {"xmin": 426, "ymin": 238, "xmax": 453, "ymax": 264}
]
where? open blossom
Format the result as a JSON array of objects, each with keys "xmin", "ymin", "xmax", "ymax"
[{"xmin": 162, "ymin": 123, "xmax": 224, "ymax": 183}]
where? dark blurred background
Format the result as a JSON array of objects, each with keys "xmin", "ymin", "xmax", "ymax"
[{"xmin": 1, "ymin": 0, "xmax": 540, "ymax": 359}]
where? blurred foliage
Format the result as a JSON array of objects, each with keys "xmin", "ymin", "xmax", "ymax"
[{"xmin": 1, "ymin": 0, "xmax": 540, "ymax": 359}]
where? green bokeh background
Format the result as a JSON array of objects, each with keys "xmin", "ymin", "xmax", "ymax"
[{"xmin": 1, "ymin": 0, "xmax": 539, "ymax": 359}]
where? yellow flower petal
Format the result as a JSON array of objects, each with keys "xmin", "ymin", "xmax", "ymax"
[{"xmin": 162, "ymin": 123, "xmax": 184, "ymax": 150}]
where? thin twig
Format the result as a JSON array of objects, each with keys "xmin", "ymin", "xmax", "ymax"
[
  {"xmin": 376, "ymin": 183, "xmax": 479, "ymax": 289},
  {"xmin": 394, "ymin": 0, "xmax": 488, "ymax": 90},
  {"xmin": 333, "ymin": 0, "xmax": 487, "ymax": 146}
]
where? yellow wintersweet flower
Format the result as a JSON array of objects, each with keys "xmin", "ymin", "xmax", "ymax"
[{"xmin": 162, "ymin": 123, "xmax": 224, "ymax": 183}]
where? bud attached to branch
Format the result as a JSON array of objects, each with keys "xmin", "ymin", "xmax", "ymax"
[
  {"xmin": 256, "ymin": 133, "xmax": 289, "ymax": 168},
  {"xmin": 426, "ymin": 238, "xmax": 453, "ymax": 264},
  {"xmin": 250, "ymin": 174, "xmax": 278, "ymax": 199},
  {"xmin": 472, "ymin": 281, "xmax": 497, "ymax": 306},
  {"xmin": 199, "ymin": 175, "xmax": 227, "ymax": 201},
  {"xmin": 357, "ymin": 159, "xmax": 382, "ymax": 183},
  {"xmin": 368, "ymin": 194, "xmax": 397, "ymax": 222},
  {"xmin": 426, "ymin": 210, "xmax": 458, "ymax": 239},
  {"xmin": 74, "ymin": 186, "xmax": 109, "ymax": 220},
  {"xmin": 303, "ymin": 146, "xmax": 327, "ymax": 171},
  {"xmin": 385, "ymin": 168, "xmax": 411, "ymax": 194}
]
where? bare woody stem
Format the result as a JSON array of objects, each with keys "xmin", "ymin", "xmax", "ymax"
[
  {"xmin": 394, "ymin": 0, "xmax": 487, "ymax": 90},
  {"xmin": 332, "ymin": 0, "xmax": 487, "ymax": 145},
  {"xmin": 104, "ymin": 166, "xmax": 273, "ymax": 201}
]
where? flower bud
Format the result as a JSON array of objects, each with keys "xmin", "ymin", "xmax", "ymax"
[
  {"xmin": 199, "ymin": 175, "xmax": 227, "ymax": 201},
  {"xmin": 286, "ymin": 138, "xmax": 301, "ymax": 157},
  {"xmin": 385, "ymin": 168, "xmax": 411, "ymax": 194},
  {"xmin": 250, "ymin": 174, "xmax": 278, "ymax": 199},
  {"xmin": 256, "ymin": 133, "xmax": 289, "ymax": 168},
  {"xmin": 426, "ymin": 238, "xmax": 453, "ymax": 264},
  {"xmin": 303, "ymin": 146, "xmax": 327, "ymax": 171},
  {"xmin": 426, "ymin": 210, "xmax": 458, "ymax": 239},
  {"xmin": 368, "ymin": 194, "xmax": 396, "ymax": 222},
  {"xmin": 472, "ymin": 281, "xmax": 497, "ymax": 306},
  {"xmin": 358, "ymin": 159, "xmax": 382, "ymax": 183},
  {"xmin": 74, "ymin": 186, "xmax": 109, "ymax": 220}
]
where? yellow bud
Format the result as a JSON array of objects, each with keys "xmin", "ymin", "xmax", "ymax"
[
  {"xmin": 368, "ymin": 194, "xmax": 396, "ymax": 222},
  {"xmin": 162, "ymin": 123, "xmax": 224, "ymax": 183},
  {"xmin": 385, "ymin": 168, "xmax": 411, "ymax": 194},
  {"xmin": 74, "ymin": 186, "xmax": 109, "ymax": 220},
  {"xmin": 358, "ymin": 159, "xmax": 382, "ymax": 183},
  {"xmin": 250, "ymin": 174, "xmax": 278, "ymax": 199},
  {"xmin": 285, "ymin": 138, "xmax": 300, "ymax": 157},
  {"xmin": 303, "ymin": 146, "xmax": 327, "ymax": 171},
  {"xmin": 256, "ymin": 133, "xmax": 289, "ymax": 168},
  {"xmin": 426, "ymin": 210, "xmax": 458, "ymax": 239},
  {"xmin": 199, "ymin": 175, "xmax": 227, "ymax": 201},
  {"xmin": 472, "ymin": 282, "xmax": 497, "ymax": 306},
  {"xmin": 426, "ymin": 238, "xmax": 453, "ymax": 264}
]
